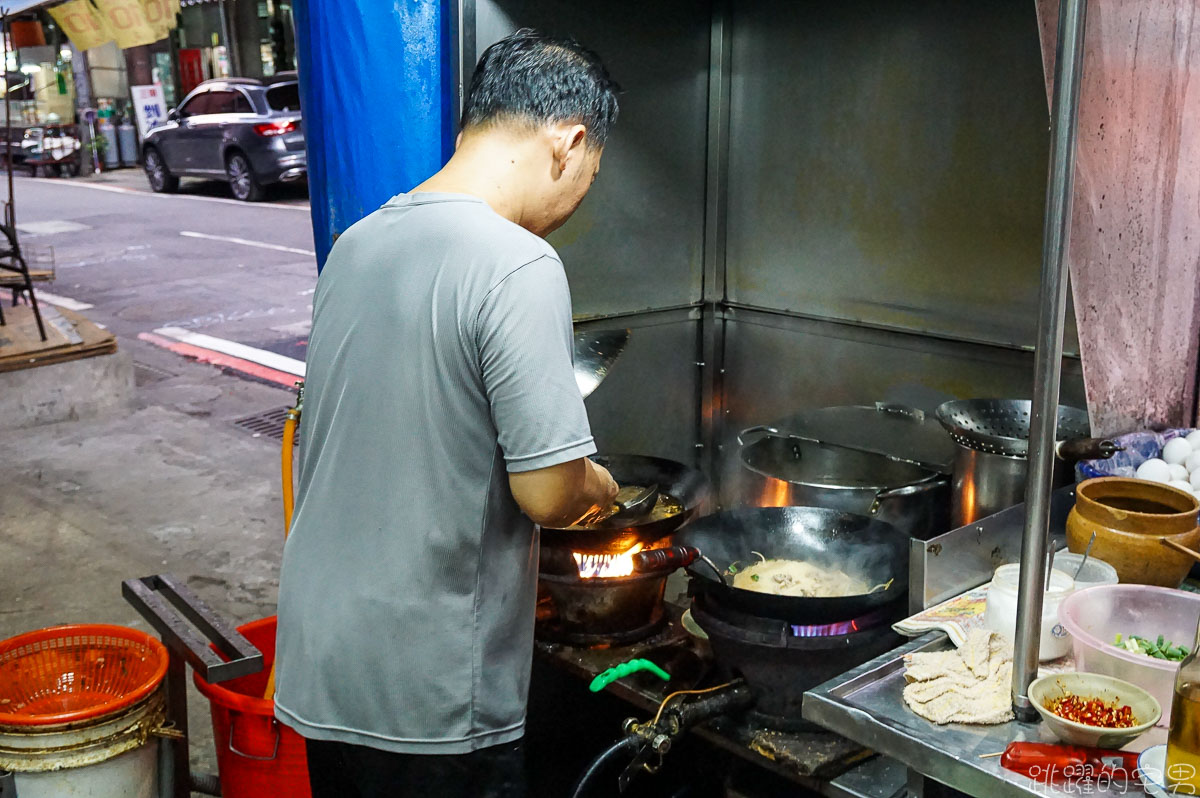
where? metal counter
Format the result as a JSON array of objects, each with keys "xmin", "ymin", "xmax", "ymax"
[{"xmin": 804, "ymin": 633, "xmax": 1164, "ymax": 798}]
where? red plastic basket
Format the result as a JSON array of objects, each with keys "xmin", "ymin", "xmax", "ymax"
[{"xmin": 0, "ymin": 624, "xmax": 168, "ymax": 727}]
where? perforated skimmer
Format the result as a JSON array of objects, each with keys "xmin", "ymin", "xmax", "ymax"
[{"xmin": 935, "ymin": 399, "xmax": 1091, "ymax": 458}]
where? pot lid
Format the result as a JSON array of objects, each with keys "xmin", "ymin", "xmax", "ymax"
[{"xmin": 763, "ymin": 403, "xmax": 956, "ymax": 474}]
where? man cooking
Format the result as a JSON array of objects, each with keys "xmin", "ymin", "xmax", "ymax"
[{"xmin": 273, "ymin": 29, "xmax": 621, "ymax": 798}]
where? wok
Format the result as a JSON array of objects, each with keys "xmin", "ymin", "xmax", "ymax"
[
  {"xmin": 672, "ymin": 507, "xmax": 908, "ymax": 624},
  {"xmin": 541, "ymin": 454, "xmax": 711, "ymax": 555}
]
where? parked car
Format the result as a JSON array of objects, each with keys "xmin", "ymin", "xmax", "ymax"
[{"xmin": 142, "ymin": 73, "xmax": 305, "ymax": 201}]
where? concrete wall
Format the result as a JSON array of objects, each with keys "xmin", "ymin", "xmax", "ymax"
[{"xmin": 0, "ymin": 351, "xmax": 135, "ymax": 430}]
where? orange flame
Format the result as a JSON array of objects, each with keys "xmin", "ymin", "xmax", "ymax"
[
  {"xmin": 573, "ymin": 543, "xmax": 645, "ymax": 579},
  {"xmin": 757, "ymin": 476, "xmax": 792, "ymax": 508}
]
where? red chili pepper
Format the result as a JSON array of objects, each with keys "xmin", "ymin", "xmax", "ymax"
[{"xmin": 1045, "ymin": 695, "xmax": 1136, "ymax": 728}]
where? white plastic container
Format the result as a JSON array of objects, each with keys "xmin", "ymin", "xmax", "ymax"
[
  {"xmin": 0, "ymin": 692, "xmax": 162, "ymax": 797},
  {"xmin": 984, "ymin": 564, "xmax": 1075, "ymax": 660},
  {"xmin": 1052, "ymin": 551, "xmax": 1120, "ymax": 589}
]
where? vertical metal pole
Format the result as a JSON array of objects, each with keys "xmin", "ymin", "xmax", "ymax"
[
  {"xmin": 698, "ymin": 0, "xmax": 732, "ymax": 484},
  {"xmin": 218, "ymin": 0, "xmax": 239, "ymax": 77},
  {"xmin": 165, "ymin": 654, "xmax": 190, "ymax": 798},
  {"xmin": 1011, "ymin": 0, "xmax": 1088, "ymax": 720},
  {"xmin": 4, "ymin": 13, "xmax": 14, "ymax": 227}
]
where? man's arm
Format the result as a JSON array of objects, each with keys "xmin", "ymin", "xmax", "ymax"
[{"xmin": 509, "ymin": 457, "xmax": 619, "ymax": 528}]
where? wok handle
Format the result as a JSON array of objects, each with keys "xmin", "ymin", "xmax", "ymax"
[
  {"xmin": 1055, "ymin": 437, "xmax": 1123, "ymax": 462},
  {"xmin": 633, "ymin": 546, "xmax": 700, "ymax": 574},
  {"xmin": 736, "ymin": 425, "xmax": 780, "ymax": 446}
]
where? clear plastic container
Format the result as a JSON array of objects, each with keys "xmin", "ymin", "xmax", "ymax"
[
  {"xmin": 1059, "ymin": 584, "xmax": 1200, "ymax": 727},
  {"xmin": 985, "ymin": 564, "xmax": 1075, "ymax": 661},
  {"xmin": 1052, "ymin": 551, "xmax": 1120, "ymax": 589}
]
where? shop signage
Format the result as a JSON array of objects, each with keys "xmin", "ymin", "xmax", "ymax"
[
  {"xmin": 130, "ymin": 84, "xmax": 167, "ymax": 139},
  {"xmin": 50, "ymin": 0, "xmax": 180, "ymax": 52}
]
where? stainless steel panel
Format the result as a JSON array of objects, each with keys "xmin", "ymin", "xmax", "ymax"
[
  {"xmin": 471, "ymin": 0, "xmax": 710, "ymax": 317},
  {"xmin": 726, "ymin": 0, "xmax": 1081, "ymax": 352},
  {"xmin": 718, "ymin": 311, "xmax": 1087, "ymax": 504},
  {"xmin": 908, "ymin": 487, "xmax": 1073, "ymax": 614},
  {"xmin": 577, "ymin": 312, "xmax": 700, "ymax": 468}
]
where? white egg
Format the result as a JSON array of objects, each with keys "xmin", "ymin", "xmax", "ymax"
[
  {"xmin": 1169, "ymin": 480, "xmax": 1193, "ymax": 493},
  {"xmin": 1187, "ymin": 430, "xmax": 1200, "ymax": 448},
  {"xmin": 1169, "ymin": 464, "xmax": 1190, "ymax": 481},
  {"xmin": 1186, "ymin": 450, "xmax": 1200, "ymax": 474},
  {"xmin": 1191, "ymin": 470, "xmax": 1200, "ymax": 489},
  {"xmin": 1136, "ymin": 458, "xmax": 1173, "ymax": 483},
  {"xmin": 1163, "ymin": 437, "xmax": 1194, "ymax": 466}
]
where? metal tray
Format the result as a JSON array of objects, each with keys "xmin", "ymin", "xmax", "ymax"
[{"xmin": 803, "ymin": 633, "xmax": 1163, "ymax": 798}]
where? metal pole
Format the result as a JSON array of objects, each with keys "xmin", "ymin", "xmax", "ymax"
[
  {"xmin": 4, "ymin": 13, "xmax": 14, "ymax": 227},
  {"xmin": 1011, "ymin": 0, "xmax": 1088, "ymax": 720},
  {"xmin": 217, "ymin": 0, "xmax": 239, "ymax": 77}
]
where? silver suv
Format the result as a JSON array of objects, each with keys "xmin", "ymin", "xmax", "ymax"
[{"xmin": 142, "ymin": 74, "xmax": 305, "ymax": 201}]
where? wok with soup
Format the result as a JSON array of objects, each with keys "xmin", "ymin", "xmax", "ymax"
[{"xmin": 671, "ymin": 506, "xmax": 908, "ymax": 623}]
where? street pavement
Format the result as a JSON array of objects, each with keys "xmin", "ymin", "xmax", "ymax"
[
  {"xmin": 0, "ymin": 168, "xmax": 320, "ymax": 784},
  {"xmin": 14, "ymin": 169, "xmax": 317, "ymax": 360}
]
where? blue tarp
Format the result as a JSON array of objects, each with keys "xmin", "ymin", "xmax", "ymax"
[{"xmin": 292, "ymin": 0, "xmax": 455, "ymax": 269}]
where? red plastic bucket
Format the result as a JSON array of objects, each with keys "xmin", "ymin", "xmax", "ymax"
[{"xmin": 193, "ymin": 616, "xmax": 311, "ymax": 798}]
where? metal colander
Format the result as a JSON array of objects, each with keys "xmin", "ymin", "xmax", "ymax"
[{"xmin": 935, "ymin": 399, "xmax": 1091, "ymax": 457}]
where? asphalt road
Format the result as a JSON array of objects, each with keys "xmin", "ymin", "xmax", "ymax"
[{"xmin": 12, "ymin": 169, "xmax": 317, "ymax": 361}]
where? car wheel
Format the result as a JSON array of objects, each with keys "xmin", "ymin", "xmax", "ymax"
[
  {"xmin": 144, "ymin": 148, "xmax": 179, "ymax": 193},
  {"xmin": 226, "ymin": 152, "xmax": 262, "ymax": 202}
]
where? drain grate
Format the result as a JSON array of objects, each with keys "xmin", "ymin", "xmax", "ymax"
[{"xmin": 233, "ymin": 406, "xmax": 299, "ymax": 443}]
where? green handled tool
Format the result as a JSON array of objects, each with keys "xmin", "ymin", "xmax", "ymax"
[{"xmin": 589, "ymin": 658, "xmax": 670, "ymax": 692}]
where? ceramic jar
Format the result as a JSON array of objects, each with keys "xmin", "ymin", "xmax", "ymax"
[{"xmin": 1067, "ymin": 477, "xmax": 1200, "ymax": 588}]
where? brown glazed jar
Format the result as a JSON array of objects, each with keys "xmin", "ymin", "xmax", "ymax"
[{"xmin": 1067, "ymin": 477, "xmax": 1200, "ymax": 588}]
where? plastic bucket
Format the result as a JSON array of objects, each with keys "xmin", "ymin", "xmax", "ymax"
[
  {"xmin": 193, "ymin": 617, "xmax": 311, "ymax": 798},
  {"xmin": 0, "ymin": 623, "xmax": 170, "ymax": 798}
]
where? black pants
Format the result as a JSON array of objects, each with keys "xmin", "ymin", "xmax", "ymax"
[{"xmin": 305, "ymin": 737, "xmax": 527, "ymax": 798}]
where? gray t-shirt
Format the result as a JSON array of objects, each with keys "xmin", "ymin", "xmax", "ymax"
[{"xmin": 274, "ymin": 192, "xmax": 595, "ymax": 754}]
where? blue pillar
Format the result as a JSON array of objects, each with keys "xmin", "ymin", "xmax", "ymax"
[{"xmin": 292, "ymin": 0, "xmax": 456, "ymax": 269}]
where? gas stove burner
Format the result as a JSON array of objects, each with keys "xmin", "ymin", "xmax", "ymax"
[
  {"xmin": 536, "ymin": 570, "xmax": 670, "ymax": 647},
  {"xmin": 690, "ymin": 593, "xmax": 904, "ymax": 730},
  {"xmin": 789, "ymin": 605, "xmax": 895, "ymax": 638}
]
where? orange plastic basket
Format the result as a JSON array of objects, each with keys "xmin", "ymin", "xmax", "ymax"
[{"xmin": 0, "ymin": 624, "xmax": 168, "ymax": 727}]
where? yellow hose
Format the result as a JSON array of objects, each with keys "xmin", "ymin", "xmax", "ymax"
[
  {"xmin": 266, "ymin": 387, "xmax": 303, "ymax": 701},
  {"xmin": 281, "ymin": 412, "xmax": 298, "ymax": 534}
]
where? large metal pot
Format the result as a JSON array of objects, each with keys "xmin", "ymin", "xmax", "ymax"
[
  {"xmin": 935, "ymin": 399, "xmax": 1118, "ymax": 527},
  {"xmin": 737, "ymin": 428, "xmax": 950, "ymax": 540}
]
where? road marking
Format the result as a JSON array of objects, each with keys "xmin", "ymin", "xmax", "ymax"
[
  {"xmin": 35, "ymin": 290, "xmax": 94, "ymax": 310},
  {"xmin": 26, "ymin": 177, "xmax": 310, "ymax": 211},
  {"xmin": 179, "ymin": 231, "xmax": 315, "ymax": 256},
  {"xmin": 139, "ymin": 331, "xmax": 299, "ymax": 388},
  {"xmin": 152, "ymin": 326, "xmax": 305, "ymax": 377}
]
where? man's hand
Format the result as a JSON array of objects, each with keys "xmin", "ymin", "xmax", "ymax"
[{"xmin": 509, "ymin": 457, "xmax": 619, "ymax": 528}]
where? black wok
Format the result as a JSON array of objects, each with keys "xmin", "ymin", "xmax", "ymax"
[
  {"xmin": 672, "ymin": 507, "xmax": 908, "ymax": 624},
  {"xmin": 541, "ymin": 454, "xmax": 711, "ymax": 555}
]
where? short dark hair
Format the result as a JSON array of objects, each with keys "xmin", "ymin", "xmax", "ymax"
[{"xmin": 461, "ymin": 29, "xmax": 620, "ymax": 148}]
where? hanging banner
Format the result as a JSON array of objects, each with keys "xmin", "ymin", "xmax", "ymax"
[
  {"xmin": 139, "ymin": 0, "xmax": 174, "ymax": 41},
  {"xmin": 93, "ymin": 0, "xmax": 161, "ymax": 48},
  {"xmin": 130, "ymin": 84, "xmax": 167, "ymax": 139},
  {"xmin": 48, "ymin": 0, "xmax": 113, "ymax": 52}
]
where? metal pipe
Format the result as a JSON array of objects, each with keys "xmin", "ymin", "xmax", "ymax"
[
  {"xmin": 4, "ymin": 12, "xmax": 14, "ymax": 228},
  {"xmin": 1011, "ymin": 0, "xmax": 1089, "ymax": 720}
]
